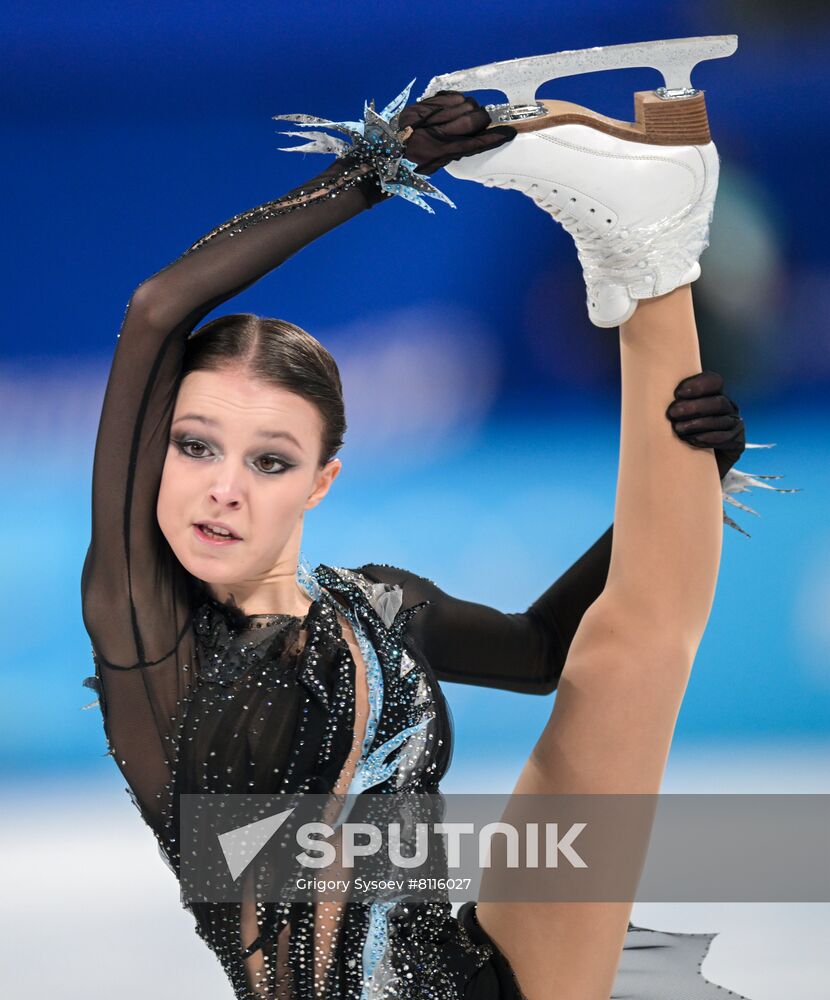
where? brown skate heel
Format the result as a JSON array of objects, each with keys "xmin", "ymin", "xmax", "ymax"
[{"xmin": 485, "ymin": 90, "xmax": 711, "ymax": 147}]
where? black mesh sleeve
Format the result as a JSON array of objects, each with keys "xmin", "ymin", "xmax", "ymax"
[
  {"xmin": 80, "ymin": 155, "xmax": 387, "ymax": 826},
  {"xmin": 356, "ymin": 525, "xmax": 612, "ymax": 696}
]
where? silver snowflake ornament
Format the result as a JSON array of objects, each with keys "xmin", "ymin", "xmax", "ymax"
[{"xmin": 272, "ymin": 78, "xmax": 456, "ymax": 213}]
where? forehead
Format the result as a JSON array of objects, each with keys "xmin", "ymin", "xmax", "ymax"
[{"xmin": 174, "ymin": 369, "xmax": 322, "ymax": 436}]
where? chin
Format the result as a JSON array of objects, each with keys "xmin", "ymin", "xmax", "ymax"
[{"xmin": 161, "ymin": 524, "xmax": 212, "ymax": 580}]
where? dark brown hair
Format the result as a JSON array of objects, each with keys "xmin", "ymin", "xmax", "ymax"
[{"xmin": 181, "ymin": 313, "xmax": 346, "ymax": 465}]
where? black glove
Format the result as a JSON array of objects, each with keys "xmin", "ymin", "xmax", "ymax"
[
  {"xmin": 397, "ymin": 90, "xmax": 516, "ymax": 175},
  {"xmin": 665, "ymin": 370, "xmax": 746, "ymax": 480}
]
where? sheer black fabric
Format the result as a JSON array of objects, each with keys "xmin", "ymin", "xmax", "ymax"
[
  {"xmin": 78, "ymin": 102, "xmax": 753, "ymax": 992},
  {"xmin": 667, "ymin": 370, "xmax": 746, "ymax": 479},
  {"xmin": 356, "ymin": 523, "xmax": 614, "ymax": 697},
  {"xmin": 79, "ymin": 149, "xmax": 615, "ymax": 1000}
]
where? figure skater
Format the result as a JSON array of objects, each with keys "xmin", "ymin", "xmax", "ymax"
[{"xmin": 81, "ymin": 35, "xmax": 787, "ymax": 1000}]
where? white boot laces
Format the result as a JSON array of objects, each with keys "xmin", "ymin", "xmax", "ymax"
[
  {"xmin": 489, "ymin": 176, "xmax": 714, "ymax": 299},
  {"xmin": 561, "ymin": 200, "xmax": 714, "ymax": 298}
]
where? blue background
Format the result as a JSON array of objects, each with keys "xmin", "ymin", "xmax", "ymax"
[
  {"xmin": 2, "ymin": 1, "xmax": 828, "ymax": 779},
  {"xmin": 2, "ymin": 6, "xmax": 829, "ymax": 999}
]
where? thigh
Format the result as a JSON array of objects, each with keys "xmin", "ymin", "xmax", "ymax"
[
  {"xmin": 473, "ymin": 752, "xmax": 632, "ymax": 1000},
  {"xmin": 473, "ymin": 602, "xmax": 687, "ymax": 999}
]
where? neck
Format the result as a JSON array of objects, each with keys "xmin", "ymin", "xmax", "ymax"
[{"xmin": 204, "ymin": 526, "xmax": 313, "ymax": 617}]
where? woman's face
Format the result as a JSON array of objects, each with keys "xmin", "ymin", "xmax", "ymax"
[{"xmin": 157, "ymin": 367, "xmax": 341, "ymax": 590}]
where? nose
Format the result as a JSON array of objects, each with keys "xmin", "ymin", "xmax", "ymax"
[
  {"xmin": 209, "ymin": 495, "xmax": 241, "ymax": 511},
  {"xmin": 208, "ymin": 481, "xmax": 243, "ymax": 509}
]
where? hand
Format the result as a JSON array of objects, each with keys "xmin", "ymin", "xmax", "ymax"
[
  {"xmin": 397, "ymin": 90, "xmax": 516, "ymax": 175},
  {"xmin": 665, "ymin": 371, "xmax": 746, "ymax": 480}
]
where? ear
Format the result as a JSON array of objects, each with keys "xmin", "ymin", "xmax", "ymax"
[{"xmin": 305, "ymin": 458, "xmax": 342, "ymax": 511}]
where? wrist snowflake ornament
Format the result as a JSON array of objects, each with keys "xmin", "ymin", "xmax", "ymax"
[{"xmin": 273, "ymin": 78, "xmax": 456, "ymax": 213}]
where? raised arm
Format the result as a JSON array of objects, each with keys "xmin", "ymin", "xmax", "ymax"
[
  {"xmin": 80, "ymin": 156, "xmax": 392, "ymax": 828},
  {"xmin": 83, "ymin": 157, "xmax": 385, "ymax": 653},
  {"xmin": 80, "ymin": 90, "xmax": 515, "ymax": 828},
  {"xmin": 80, "ymin": 86, "xmax": 514, "ymax": 666}
]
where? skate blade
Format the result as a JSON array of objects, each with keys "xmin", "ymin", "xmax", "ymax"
[{"xmin": 419, "ymin": 35, "xmax": 738, "ymax": 108}]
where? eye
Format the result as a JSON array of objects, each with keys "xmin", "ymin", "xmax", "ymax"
[
  {"xmin": 171, "ymin": 437, "xmax": 293, "ymax": 476},
  {"xmin": 256, "ymin": 455, "xmax": 291, "ymax": 475},
  {"xmin": 173, "ymin": 437, "xmax": 211, "ymax": 459}
]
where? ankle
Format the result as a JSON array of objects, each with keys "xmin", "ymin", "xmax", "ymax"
[{"xmin": 621, "ymin": 284, "xmax": 695, "ymax": 333}]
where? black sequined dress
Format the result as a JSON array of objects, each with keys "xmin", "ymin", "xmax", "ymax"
[{"xmin": 80, "ymin": 152, "xmax": 748, "ymax": 1000}]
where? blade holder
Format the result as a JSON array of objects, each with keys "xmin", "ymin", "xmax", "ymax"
[{"xmin": 419, "ymin": 35, "xmax": 738, "ymax": 109}]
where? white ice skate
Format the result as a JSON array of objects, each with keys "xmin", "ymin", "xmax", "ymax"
[{"xmin": 420, "ymin": 36, "xmax": 737, "ymax": 328}]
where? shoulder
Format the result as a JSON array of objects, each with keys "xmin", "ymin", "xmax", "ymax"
[
  {"xmin": 350, "ymin": 562, "xmax": 443, "ymax": 602},
  {"xmin": 319, "ymin": 563, "xmax": 416, "ymax": 604},
  {"xmin": 317, "ymin": 562, "xmax": 441, "ymax": 620},
  {"xmin": 351, "ymin": 563, "xmax": 439, "ymax": 590}
]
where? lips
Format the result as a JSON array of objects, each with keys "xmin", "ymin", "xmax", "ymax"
[
  {"xmin": 194, "ymin": 523, "xmax": 242, "ymax": 544},
  {"xmin": 195, "ymin": 521, "xmax": 240, "ymax": 538}
]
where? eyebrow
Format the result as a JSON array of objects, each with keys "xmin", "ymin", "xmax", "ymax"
[{"xmin": 171, "ymin": 414, "xmax": 304, "ymax": 451}]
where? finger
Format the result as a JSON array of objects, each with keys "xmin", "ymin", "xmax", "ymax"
[
  {"xmin": 486, "ymin": 125, "xmax": 517, "ymax": 141},
  {"xmin": 398, "ymin": 105, "xmax": 439, "ymax": 129},
  {"xmin": 673, "ymin": 414, "xmax": 742, "ymax": 435},
  {"xmin": 423, "ymin": 104, "xmax": 488, "ymax": 129},
  {"xmin": 418, "ymin": 96, "xmax": 480, "ymax": 121},
  {"xmin": 421, "ymin": 125, "xmax": 516, "ymax": 173},
  {"xmin": 435, "ymin": 124, "xmax": 517, "ymax": 159},
  {"xmin": 425, "ymin": 97, "xmax": 484, "ymax": 125},
  {"xmin": 429, "ymin": 90, "xmax": 483, "ymax": 111},
  {"xmin": 685, "ymin": 429, "xmax": 746, "ymax": 448},
  {"xmin": 398, "ymin": 93, "xmax": 468, "ymax": 129},
  {"xmin": 433, "ymin": 90, "xmax": 468, "ymax": 100},
  {"xmin": 674, "ymin": 370, "xmax": 724, "ymax": 399},
  {"xmin": 420, "ymin": 106, "xmax": 492, "ymax": 135},
  {"xmin": 399, "ymin": 90, "xmax": 478, "ymax": 122},
  {"xmin": 667, "ymin": 394, "xmax": 738, "ymax": 420},
  {"xmin": 678, "ymin": 428, "xmax": 744, "ymax": 450},
  {"xmin": 427, "ymin": 90, "xmax": 481, "ymax": 107}
]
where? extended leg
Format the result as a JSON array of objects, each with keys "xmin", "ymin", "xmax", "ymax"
[
  {"xmin": 474, "ymin": 285, "xmax": 723, "ymax": 1000},
  {"xmin": 605, "ymin": 283, "xmax": 723, "ymax": 642}
]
